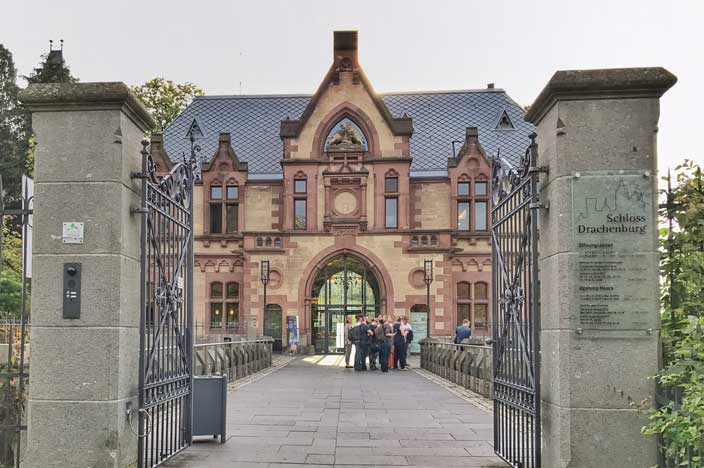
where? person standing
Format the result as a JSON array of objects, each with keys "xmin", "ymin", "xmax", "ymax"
[
  {"xmin": 378, "ymin": 318, "xmax": 393, "ymax": 373},
  {"xmin": 368, "ymin": 318, "xmax": 380, "ymax": 371},
  {"xmin": 393, "ymin": 317, "xmax": 408, "ymax": 370},
  {"xmin": 352, "ymin": 315, "xmax": 364, "ymax": 371},
  {"xmin": 344, "ymin": 318, "xmax": 353, "ymax": 369},
  {"xmin": 454, "ymin": 318, "xmax": 472, "ymax": 344},
  {"xmin": 401, "ymin": 316, "xmax": 414, "ymax": 364}
]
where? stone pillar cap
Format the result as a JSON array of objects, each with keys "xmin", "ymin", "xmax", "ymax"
[
  {"xmin": 19, "ymin": 81, "xmax": 156, "ymax": 131},
  {"xmin": 525, "ymin": 67, "xmax": 677, "ymax": 124}
]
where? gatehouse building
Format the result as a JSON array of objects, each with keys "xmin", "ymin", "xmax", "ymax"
[{"xmin": 156, "ymin": 31, "xmax": 534, "ymax": 352}]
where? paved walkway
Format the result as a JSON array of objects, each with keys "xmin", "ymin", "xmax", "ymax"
[{"xmin": 165, "ymin": 355, "xmax": 506, "ymax": 468}]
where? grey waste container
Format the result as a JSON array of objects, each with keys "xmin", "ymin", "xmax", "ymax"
[{"xmin": 192, "ymin": 374, "xmax": 227, "ymax": 443}]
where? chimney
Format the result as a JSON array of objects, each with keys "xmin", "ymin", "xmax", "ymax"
[
  {"xmin": 219, "ymin": 132, "xmax": 231, "ymax": 147},
  {"xmin": 487, "ymin": 83, "xmax": 495, "ymax": 89},
  {"xmin": 466, "ymin": 127, "xmax": 479, "ymax": 142},
  {"xmin": 334, "ymin": 30, "xmax": 358, "ymax": 64}
]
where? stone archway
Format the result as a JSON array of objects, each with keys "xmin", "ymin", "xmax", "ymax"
[{"xmin": 297, "ymin": 246, "xmax": 394, "ymax": 351}]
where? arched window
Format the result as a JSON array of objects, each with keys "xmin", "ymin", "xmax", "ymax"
[
  {"xmin": 274, "ymin": 237, "xmax": 282, "ymax": 248},
  {"xmin": 324, "ymin": 117, "xmax": 368, "ymax": 152},
  {"xmin": 256, "ymin": 237, "xmax": 263, "ymax": 247}
]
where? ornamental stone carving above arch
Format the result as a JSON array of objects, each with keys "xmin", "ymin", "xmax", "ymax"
[{"xmin": 311, "ymin": 102, "xmax": 381, "ymax": 159}]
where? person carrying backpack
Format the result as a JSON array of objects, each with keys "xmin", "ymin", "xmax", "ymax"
[{"xmin": 377, "ymin": 318, "xmax": 393, "ymax": 373}]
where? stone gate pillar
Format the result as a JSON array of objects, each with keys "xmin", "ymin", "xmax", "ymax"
[
  {"xmin": 525, "ymin": 68, "xmax": 676, "ymax": 467},
  {"xmin": 19, "ymin": 83, "xmax": 154, "ymax": 467}
]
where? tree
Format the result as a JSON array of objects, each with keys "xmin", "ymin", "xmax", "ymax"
[
  {"xmin": 132, "ymin": 78, "xmax": 203, "ymax": 132},
  {"xmin": 24, "ymin": 41, "xmax": 77, "ymax": 84},
  {"xmin": 642, "ymin": 160, "xmax": 704, "ymax": 464},
  {"xmin": 0, "ymin": 44, "xmax": 30, "ymax": 205},
  {"xmin": 0, "ymin": 221, "xmax": 27, "ymax": 317}
]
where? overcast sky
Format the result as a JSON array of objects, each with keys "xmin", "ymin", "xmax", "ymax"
[{"xmin": 3, "ymin": 0, "xmax": 702, "ymax": 175}]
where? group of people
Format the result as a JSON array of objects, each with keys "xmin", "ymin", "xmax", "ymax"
[{"xmin": 344, "ymin": 315, "xmax": 414, "ymax": 372}]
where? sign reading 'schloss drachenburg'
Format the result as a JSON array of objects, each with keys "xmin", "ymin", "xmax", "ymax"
[{"xmin": 572, "ymin": 173, "xmax": 656, "ymax": 330}]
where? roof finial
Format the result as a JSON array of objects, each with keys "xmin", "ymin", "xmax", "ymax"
[
  {"xmin": 49, "ymin": 39, "xmax": 53, "ymax": 51},
  {"xmin": 60, "ymin": 39, "xmax": 64, "ymax": 51}
]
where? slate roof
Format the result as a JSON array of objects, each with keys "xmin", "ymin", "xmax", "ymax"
[{"xmin": 163, "ymin": 89, "xmax": 534, "ymax": 178}]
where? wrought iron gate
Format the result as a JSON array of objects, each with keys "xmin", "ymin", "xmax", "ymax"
[
  {"xmin": 491, "ymin": 133, "xmax": 543, "ymax": 468},
  {"xmin": 134, "ymin": 137, "xmax": 197, "ymax": 467},
  {"xmin": 0, "ymin": 175, "xmax": 32, "ymax": 468}
]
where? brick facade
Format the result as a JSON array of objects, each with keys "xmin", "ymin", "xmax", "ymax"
[{"xmin": 178, "ymin": 31, "xmax": 496, "ymax": 348}]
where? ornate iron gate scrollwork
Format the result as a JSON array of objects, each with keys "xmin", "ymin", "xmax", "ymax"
[
  {"xmin": 491, "ymin": 133, "xmax": 543, "ymax": 468},
  {"xmin": 134, "ymin": 137, "xmax": 198, "ymax": 468}
]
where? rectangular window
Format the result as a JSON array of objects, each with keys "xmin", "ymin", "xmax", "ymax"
[
  {"xmin": 385, "ymin": 197, "xmax": 398, "ymax": 228},
  {"xmin": 458, "ymin": 202, "xmax": 470, "ymax": 230},
  {"xmin": 226, "ymin": 185, "xmax": 239, "ymax": 200},
  {"xmin": 210, "ymin": 186, "xmax": 223, "ymax": 200},
  {"xmin": 294, "ymin": 179, "xmax": 307, "ymax": 194},
  {"xmin": 457, "ymin": 304, "xmax": 470, "ymax": 326},
  {"xmin": 226, "ymin": 302, "xmax": 239, "ymax": 326},
  {"xmin": 210, "ymin": 302, "xmax": 223, "ymax": 328},
  {"xmin": 458, "ymin": 182, "xmax": 470, "ymax": 197},
  {"xmin": 226, "ymin": 204, "xmax": 238, "ymax": 233},
  {"xmin": 475, "ymin": 201, "xmax": 487, "ymax": 231},
  {"xmin": 475, "ymin": 181, "xmax": 488, "ymax": 196},
  {"xmin": 474, "ymin": 304, "xmax": 488, "ymax": 328},
  {"xmin": 385, "ymin": 177, "xmax": 398, "ymax": 193},
  {"xmin": 294, "ymin": 199, "xmax": 307, "ymax": 230},
  {"xmin": 210, "ymin": 203, "xmax": 223, "ymax": 233}
]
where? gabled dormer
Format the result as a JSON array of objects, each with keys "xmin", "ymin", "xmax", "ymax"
[
  {"xmin": 448, "ymin": 127, "xmax": 492, "ymax": 235},
  {"xmin": 201, "ymin": 133, "xmax": 247, "ymax": 237},
  {"xmin": 279, "ymin": 31, "xmax": 413, "ymax": 161}
]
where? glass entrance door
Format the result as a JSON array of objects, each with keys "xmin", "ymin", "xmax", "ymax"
[{"xmin": 310, "ymin": 255, "xmax": 381, "ymax": 354}]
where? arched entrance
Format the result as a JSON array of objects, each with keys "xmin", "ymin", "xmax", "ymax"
[{"xmin": 310, "ymin": 254, "xmax": 381, "ymax": 354}]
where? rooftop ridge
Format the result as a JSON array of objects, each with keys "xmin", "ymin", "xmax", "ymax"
[{"xmin": 193, "ymin": 88, "xmax": 507, "ymax": 101}]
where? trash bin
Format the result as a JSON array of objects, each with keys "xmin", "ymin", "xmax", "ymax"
[{"xmin": 192, "ymin": 374, "xmax": 227, "ymax": 443}]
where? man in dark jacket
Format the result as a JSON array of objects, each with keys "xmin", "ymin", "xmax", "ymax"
[
  {"xmin": 354, "ymin": 315, "xmax": 372, "ymax": 371},
  {"xmin": 454, "ymin": 319, "xmax": 472, "ymax": 344}
]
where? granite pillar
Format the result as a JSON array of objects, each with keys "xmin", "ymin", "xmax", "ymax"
[
  {"xmin": 525, "ymin": 68, "xmax": 676, "ymax": 467},
  {"xmin": 19, "ymin": 83, "xmax": 154, "ymax": 467}
]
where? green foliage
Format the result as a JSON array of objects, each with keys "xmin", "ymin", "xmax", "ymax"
[
  {"xmin": 24, "ymin": 48, "xmax": 78, "ymax": 85},
  {"xmin": 0, "ymin": 44, "xmax": 30, "ymax": 205},
  {"xmin": 642, "ymin": 160, "xmax": 704, "ymax": 466},
  {"xmin": 132, "ymin": 78, "xmax": 203, "ymax": 132},
  {"xmin": 0, "ymin": 222, "xmax": 27, "ymax": 318}
]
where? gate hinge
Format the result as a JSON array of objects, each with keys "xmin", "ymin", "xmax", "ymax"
[
  {"xmin": 529, "ymin": 202, "xmax": 545, "ymax": 210},
  {"xmin": 131, "ymin": 207, "xmax": 148, "ymax": 214},
  {"xmin": 131, "ymin": 171, "xmax": 148, "ymax": 180}
]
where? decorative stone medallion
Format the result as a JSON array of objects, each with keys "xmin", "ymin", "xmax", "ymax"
[{"xmin": 334, "ymin": 191, "xmax": 357, "ymax": 215}]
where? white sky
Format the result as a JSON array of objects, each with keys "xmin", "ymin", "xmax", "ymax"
[{"xmin": 3, "ymin": 0, "xmax": 702, "ymax": 175}]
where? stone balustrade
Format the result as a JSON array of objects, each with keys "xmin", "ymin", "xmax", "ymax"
[
  {"xmin": 419, "ymin": 338, "xmax": 493, "ymax": 398},
  {"xmin": 194, "ymin": 338, "xmax": 274, "ymax": 382}
]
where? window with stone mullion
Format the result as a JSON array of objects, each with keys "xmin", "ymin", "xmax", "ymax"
[{"xmin": 210, "ymin": 183, "xmax": 239, "ymax": 234}]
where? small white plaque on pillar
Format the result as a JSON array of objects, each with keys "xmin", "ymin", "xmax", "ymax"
[{"xmin": 62, "ymin": 222, "xmax": 84, "ymax": 244}]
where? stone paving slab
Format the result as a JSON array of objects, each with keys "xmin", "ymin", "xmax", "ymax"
[{"xmin": 164, "ymin": 355, "xmax": 507, "ymax": 468}]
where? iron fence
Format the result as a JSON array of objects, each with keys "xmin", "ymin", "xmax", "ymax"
[
  {"xmin": 193, "ymin": 338, "xmax": 273, "ymax": 382},
  {"xmin": 419, "ymin": 338, "xmax": 493, "ymax": 398},
  {"xmin": 0, "ymin": 175, "xmax": 31, "ymax": 468}
]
